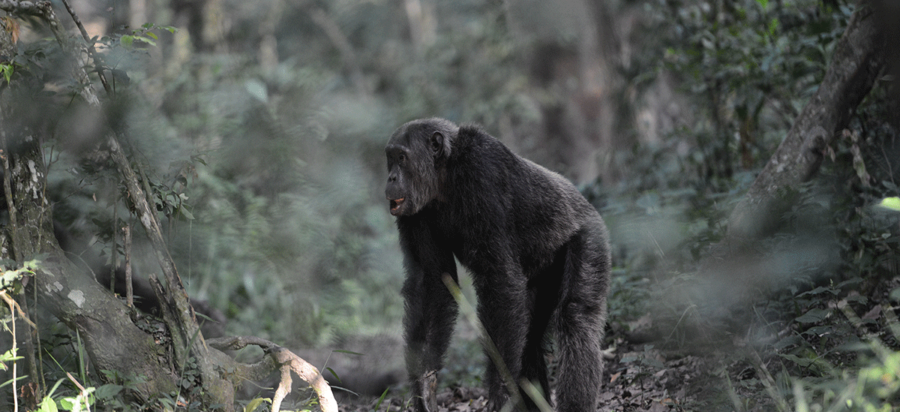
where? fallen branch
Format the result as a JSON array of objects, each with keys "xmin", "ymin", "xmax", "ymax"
[{"xmin": 207, "ymin": 336, "xmax": 338, "ymax": 412}]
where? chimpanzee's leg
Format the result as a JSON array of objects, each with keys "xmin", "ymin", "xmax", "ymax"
[
  {"xmin": 473, "ymin": 261, "xmax": 530, "ymax": 411},
  {"xmin": 554, "ymin": 224, "xmax": 611, "ymax": 411},
  {"xmin": 520, "ymin": 250, "xmax": 566, "ymax": 409}
]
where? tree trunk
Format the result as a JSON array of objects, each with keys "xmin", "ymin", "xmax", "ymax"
[
  {"xmin": 0, "ymin": 133, "xmax": 179, "ymax": 400},
  {"xmin": 503, "ymin": 0, "xmax": 623, "ymax": 184},
  {"xmin": 692, "ymin": 0, "xmax": 887, "ymax": 313},
  {"xmin": 725, "ymin": 0, "xmax": 885, "ymax": 241}
]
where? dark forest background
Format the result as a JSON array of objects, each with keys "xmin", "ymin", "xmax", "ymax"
[{"xmin": 0, "ymin": 0, "xmax": 898, "ymax": 410}]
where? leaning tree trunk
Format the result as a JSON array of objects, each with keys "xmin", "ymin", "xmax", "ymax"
[
  {"xmin": 0, "ymin": 133, "xmax": 180, "ymax": 400},
  {"xmin": 694, "ymin": 0, "xmax": 886, "ymax": 310},
  {"xmin": 725, "ymin": 0, "xmax": 885, "ymax": 241}
]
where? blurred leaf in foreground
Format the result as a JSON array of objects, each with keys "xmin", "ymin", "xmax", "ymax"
[{"xmin": 877, "ymin": 197, "xmax": 900, "ymax": 212}]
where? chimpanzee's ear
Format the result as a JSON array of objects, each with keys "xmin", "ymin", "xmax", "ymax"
[{"xmin": 431, "ymin": 131, "xmax": 445, "ymax": 158}]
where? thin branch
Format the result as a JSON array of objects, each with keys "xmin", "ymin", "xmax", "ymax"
[
  {"xmin": 442, "ymin": 273, "xmax": 523, "ymax": 411},
  {"xmin": 57, "ymin": 0, "xmax": 112, "ymax": 95},
  {"xmin": 0, "ymin": 109, "xmax": 19, "ymax": 263},
  {"xmin": 2, "ymin": 293, "xmax": 18, "ymax": 412},
  {"xmin": 48, "ymin": 0, "xmax": 214, "ymax": 388},
  {"xmin": 0, "ymin": 291, "xmax": 37, "ymax": 330},
  {"xmin": 123, "ymin": 225, "xmax": 132, "ymax": 307},
  {"xmin": 110, "ymin": 190, "xmax": 118, "ymax": 293},
  {"xmin": 306, "ymin": 5, "xmax": 368, "ymax": 95},
  {"xmin": 65, "ymin": 372, "xmax": 92, "ymax": 412}
]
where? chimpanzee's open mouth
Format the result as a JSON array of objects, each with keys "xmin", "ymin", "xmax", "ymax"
[{"xmin": 390, "ymin": 198, "xmax": 405, "ymax": 214}]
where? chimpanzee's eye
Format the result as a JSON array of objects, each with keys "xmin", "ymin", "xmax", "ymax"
[{"xmin": 399, "ymin": 154, "xmax": 406, "ymax": 162}]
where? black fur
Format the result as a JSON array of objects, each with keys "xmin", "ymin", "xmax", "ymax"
[{"xmin": 385, "ymin": 118, "xmax": 611, "ymax": 411}]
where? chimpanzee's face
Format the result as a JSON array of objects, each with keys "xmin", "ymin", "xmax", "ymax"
[
  {"xmin": 384, "ymin": 119, "xmax": 455, "ymax": 216},
  {"xmin": 384, "ymin": 139, "xmax": 416, "ymax": 216}
]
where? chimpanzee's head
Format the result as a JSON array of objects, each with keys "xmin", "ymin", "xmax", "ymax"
[{"xmin": 384, "ymin": 118, "xmax": 457, "ymax": 216}]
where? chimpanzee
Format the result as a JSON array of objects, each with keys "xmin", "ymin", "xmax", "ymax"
[{"xmin": 384, "ymin": 118, "xmax": 611, "ymax": 411}]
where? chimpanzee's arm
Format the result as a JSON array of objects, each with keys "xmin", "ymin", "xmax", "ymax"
[{"xmin": 398, "ymin": 217, "xmax": 458, "ymax": 412}]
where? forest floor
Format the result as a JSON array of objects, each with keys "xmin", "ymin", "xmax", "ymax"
[
  {"xmin": 290, "ymin": 266, "xmax": 900, "ymax": 412},
  {"xmin": 329, "ymin": 321, "xmax": 778, "ymax": 412}
]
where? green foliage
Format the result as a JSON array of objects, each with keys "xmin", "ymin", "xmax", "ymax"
[
  {"xmin": 773, "ymin": 299, "xmax": 900, "ymax": 411},
  {"xmin": 31, "ymin": 378, "xmax": 96, "ymax": 412},
  {"xmin": 769, "ymin": 87, "xmax": 900, "ymax": 409},
  {"xmin": 118, "ymin": 23, "xmax": 176, "ymax": 49},
  {"xmin": 877, "ymin": 197, "xmax": 900, "ymax": 212},
  {"xmin": 0, "ymin": 261, "xmax": 40, "ymax": 317},
  {"xmin": 0, "ymin": 267, "xmax": 30, "ymax": 294},
  {"xmin": 631, "ymin": 0, "xmax": 851, "ymax": 184},
  {"xmin": 593, "ymin": 0, "xmax": 867, "ymax": 311},
  {"xmin": 0, "ymin": 63, "xmax": 12, "ymax": 84},
  {"xmin": 582, "ymin": 0, "xmax": 899, "ymax": 409},
  {"xmin": 243, "ymin": 397, "xmax": 270, "ymax": 412},
  {"xmin": 0, "ymin": 347, "xmax": 23, "ymax": 375}
]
